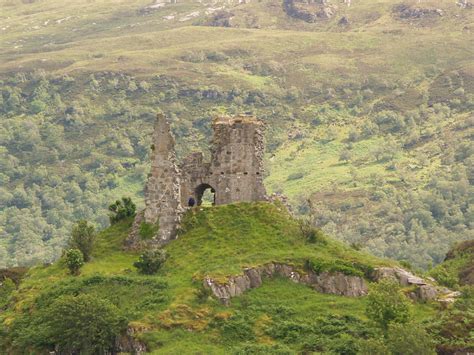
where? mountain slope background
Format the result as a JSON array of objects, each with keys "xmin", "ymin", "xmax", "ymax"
[{"xmin": 0, "ymin": 0, "xmax": 473, "ymax": 268}]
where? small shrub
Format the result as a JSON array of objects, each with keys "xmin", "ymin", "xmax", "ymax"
[
  {"xmin": 65, "ymin": 249, "xmax": 84, "ymax": 276},
  {"xmin": 387, "ymin": 322, "xmax": 436, "ymax": 355},
  {"xmin": 195, "ymin": 285, "xmax": 213, "ymax": 303},
  {"xmin": 69, "ymin": 220, "xmax": 96, "ymax": 262},
  {"xmin": 108, "ymin": 197, "xmax": 136, "ymax": 225},
  {"xmin": 134, "ymin": 249, "xmax": 167, "ymax": 275},
  {"xmin": 219, "ymin": 314, "xmax": 256, "ymax": 342},
  {"xmin": 299, "ymin": 219, "xmax": 325, "ymax": 244},
  {"xmin": 287, "ymin": 172, "xmax": 304, "ymax": 181}
]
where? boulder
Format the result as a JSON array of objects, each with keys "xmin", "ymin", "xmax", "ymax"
[
  {"xmin": 416, "ymin": 285, "xmax": 438, "ymax": 301},
  {"xmin": 373, "ymin": 267, "xmax": 426, "ymax": 286}
]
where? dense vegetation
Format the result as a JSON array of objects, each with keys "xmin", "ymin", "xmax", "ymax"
[
  {"xmin": 0, "ymin": 0, "xmax": 472, "ymax": 270},
  {"xmin": 1, "ymin": 203, "xmax": 471, "ymax": 353}
]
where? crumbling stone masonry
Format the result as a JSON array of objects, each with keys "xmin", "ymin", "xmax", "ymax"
[{"xmin": 127, "ymin": 113, "xmax": 267, "ymax": 248}]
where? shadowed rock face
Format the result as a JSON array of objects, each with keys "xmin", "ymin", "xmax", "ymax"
[{"xmin": 203, "ymin": 262, "xmax": 368, "ymax": 305}]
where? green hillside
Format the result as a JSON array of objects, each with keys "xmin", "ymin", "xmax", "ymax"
[
  {"xmin": 429, "ymin": 240, "xmax": 474, "ymax": 288},
  {"xmin": 1, "ymin": 0, "xmax": 473, "ymax": 269},
  {"xmin": 4, "ymin": 202, "xmax": 470, "ymax": 354}
]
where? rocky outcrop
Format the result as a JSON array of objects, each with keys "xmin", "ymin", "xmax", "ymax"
[
  {"xmin": 116, "ymin": 326, "xmax": 148, "ymax": 354},
  {"xmin": 284, "ymin": 0, "xmax": 336, "ymax": 22},
  {"xmin": 373, "ymin": 267, "xmax": 459, "ymax": 303},
  {"xmin": 204, "ymin": 11, "xmax": 234, "ymax": 27},
  {"xmin": 394, "ymin": 4, "xmax": 443, "ymax": 19},
  {"xmin": 457, "ymin": 0, "xmax": 473, "ymax": 9},
  {"xmin": 372, "ymin": 267, "xmax": 427, "ymax": 286},
  {"xmin": 203, "ymin": 263, "xmax": 368, "ymax": 305}
]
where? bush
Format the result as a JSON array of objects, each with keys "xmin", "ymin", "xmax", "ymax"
[
  {"xmin": 299, "ymin": 219, "xmax": 326, "ymax": 244},
  {"xmin": 219, "ymin": 314, "xmax": 256, "ymax": 342},
  {"xmin": 134, "ymin": 249, "xmax": 167, "ymax": 275},
  {"xmin": 366, "ymin": 279, "xmax": 410, "ymax": 332},
  {"xmin": 69, "ymin": 220, "xmax": 96, "ymax": 262},
  {"xmin": 11, "ymin": 294, "xmax": 126, "ymax": 354},
  {"xmin": 387, "ymin": 322, "xmax": 436, "ymax": 355},
  {"xmin": 287, "ymin": 172, "xmax": 304, "ymax": 181},
  {"xmin": 195, "ymin": 284, "xmax": 213, "ymax": 303},
  {"xmin": 109, "ymin": 197, "xmax": 136, "ymax": 225},
  {"xmin": 65, "ymin": 249, "xmax": 84, "ymax": 276}
]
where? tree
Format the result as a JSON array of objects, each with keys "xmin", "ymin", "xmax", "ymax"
[
  {"xmin": 108, "ymin": 197, "xmax": 136, "ymax": 225},
  {"xmin": 65, "ymin": 249, "xmax": 84, "ymax": 276},
  {"xmin": 386, "ymin": 323, "xmax": 436, "ymax": 355},
  {"xmin": 366, "ymin": 279, "xmax": 410, "ymax": 332},
  {"xmin": 69, "ymin": 220, "xmax": 96, "ymax": 262},
  {"xmin": 134, "ymin": 249, "xmax": 167, "ymax": 275},
  {"xmin": 339, "ymin": 148, "xmax": 353, "ymax": 163},
  {"xmin": 12, "ymin": 294, "xmax": 126, "ymax": 354}
]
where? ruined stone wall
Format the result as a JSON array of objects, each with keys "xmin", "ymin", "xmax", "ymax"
[
  {"xmin": 142, "ymin": 113, "xmax": 183, "ymax": 245},
  {"xmin": 128, "ymin": 113, "xmax": 267, "ymax": 249},
  {"xmin": 180, "ymin": 115, "xmax": 267, "ymax": 206}
]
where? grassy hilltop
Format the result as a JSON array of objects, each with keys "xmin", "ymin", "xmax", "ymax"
[
  {"xmin": 1, "ymin": 202, "xmax": 451, "ymax": 354},
  {"xmin": 0, "ymin": 0, "xmax": 473, "ymax": 268}
]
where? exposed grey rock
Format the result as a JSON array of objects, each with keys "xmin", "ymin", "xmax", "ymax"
[
  {"xmin": 116, "ymin": 326, "xmax": 148, "ymax": 354},
  {"xmin": 312, "ymin": 272, "xmax": 368, "ymax": 297},
  {"xmin": 457, "ymin": 0, "xmax": 473, "ymax": 9},
  {"xmin": 416, "ymin": 285, "xmax": 438, "ymax": 301},
  {"xmin": 373, "ymin": 267, "xmax": 459, "ymax": 304},
  {"xmin": 284, "ymin": 0, "xmax": 337, "ymax": 22},
  {"xmin": 395, "ymin": 4, "xmax": 444, "ymax": 19},
  {"xmin": 204, "ymin": 263, "xmax": 368, "ymax": 305},
  {"xmin": 372, "ymin": 267, "xmax": 426, "ymax": 286}
]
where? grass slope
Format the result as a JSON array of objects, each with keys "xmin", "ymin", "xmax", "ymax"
[{"xmin": 1, "ymin": 202, "xmax": 438, "ymax": 353}]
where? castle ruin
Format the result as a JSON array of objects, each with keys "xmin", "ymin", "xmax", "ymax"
[{"xmin": 127, "ymin": 113, "xmax": 267, "ymax": 248}]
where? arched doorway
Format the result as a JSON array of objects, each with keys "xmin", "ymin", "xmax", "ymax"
[{"xmin": 195, "ymin": 183, "xmax": 216, "ymax": 207}]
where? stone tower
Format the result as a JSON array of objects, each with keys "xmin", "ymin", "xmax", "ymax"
[
  {"xmin": 142, "ymin": 113, "xmax": 182, "ymax": 244},
  {"xmin": 127, "ymin": 113, "xmax": 266, "ymax": 248}
]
